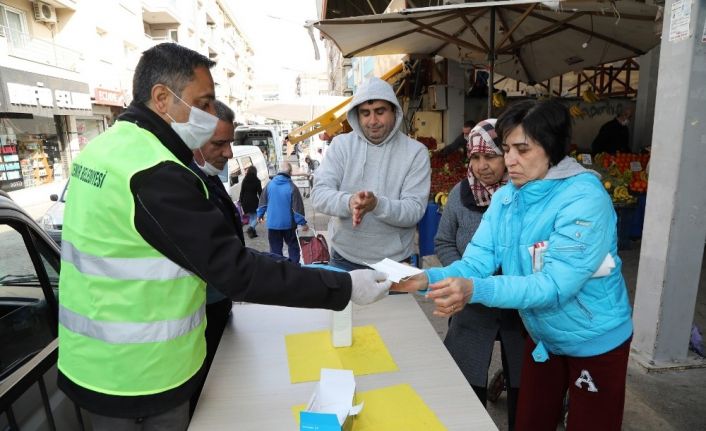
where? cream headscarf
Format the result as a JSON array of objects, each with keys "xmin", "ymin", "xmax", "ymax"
[{"xmin": 466, "ymin": 119, "xmax": 508, "ymax": 207}]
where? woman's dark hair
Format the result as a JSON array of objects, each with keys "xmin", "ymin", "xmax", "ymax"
[
  {"xmin": 132, "ymin": 43, "xmax": 216, "ymax": 104},
  {"xmin": 496, "ymin": 99, "xmax": 572, "ymax": 166},
  {"xmin": 246, "ymin": 166, "xmax": 257, "ymax": 177}
]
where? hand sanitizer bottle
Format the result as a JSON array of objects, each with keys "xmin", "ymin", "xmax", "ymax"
[{"xmin": 331, "ymin": 301, "xmax": 352, "ymax": 347}]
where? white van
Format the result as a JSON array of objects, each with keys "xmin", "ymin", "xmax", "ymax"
[
  {"xmin": 234, "ymin": 125, "xmax": 284, "ymax": 177},
  {"xmin": 227, "ymin": 145, "xmax": 270, "ymax": 203}
]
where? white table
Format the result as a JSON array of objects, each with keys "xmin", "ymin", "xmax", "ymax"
[{"xmin": 189, "ymin": 295, "xmax": 498, "ymax": 430}]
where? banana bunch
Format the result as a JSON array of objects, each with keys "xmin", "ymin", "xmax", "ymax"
[
  {"xmin": 569, "ymin": 105, "xmax": 586, "ymax": 118},
  {"xmin": 492, "ymin": 92, "xmax": 506, "ymax": 108},
  {"xmin": 608, "ymin": 164, "xmax": 622, "ymax": 178},
  {"xmin": 612, "ymin": 186, "xmax": 635, "ymax": 204},
  {"xmin": 581, "ymin": 90, "xmax": 599, "ymax": 103},
  {"xmin": 434, "ymin": 191, "xmax": 449, "ymax": 207}
]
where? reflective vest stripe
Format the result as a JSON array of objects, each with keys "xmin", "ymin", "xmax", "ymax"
[
  {"xmin": 61, "ymin": 240, "xmax": 193, "ymax": 281},
  {"xmin": 59, "ymin": 304, "xmax": 205, "ymax": 344}
]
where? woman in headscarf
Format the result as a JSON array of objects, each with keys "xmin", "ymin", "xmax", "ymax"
[{"xmin": 434, "ymin": 119, "xmax": 525, "ymax": 430}]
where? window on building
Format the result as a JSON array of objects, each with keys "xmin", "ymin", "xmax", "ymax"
[
  {"xmin": 123, "ymin": 41, "xmax": 139, "ymax": 70},
  {"xmin": 0, "ymin": 4, "xmax": 28, "ymax": 49},
  {"xmin": 96, "ymin": 27, "xmax": 112, "ymax": 64}
]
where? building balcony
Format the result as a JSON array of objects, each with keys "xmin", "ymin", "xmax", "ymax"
[
  {"xmin": 0, "ymin": 25, "xmax": 82, "ymax": 72},
  {"xmin": 207, "ymin": 27, "xmax": 223, "ymax": 52},
  {"xmin": 143, "ymin": 33, "xmax": 177, "ymax": 51},
  {"xmin": 141, "ymin": 0, "xmax": 180, "ymax": 25},
  {"xmin": 48, "ymin": 0, "xmax": 79, "ymax": 10},
  {"xmin": 202, "ymin": 0, "xmax": 220, "ymax": 27}
]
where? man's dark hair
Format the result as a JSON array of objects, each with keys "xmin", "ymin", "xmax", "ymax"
[
  {"xmin": 132, "ymin": 43, "xmax": 216, "ymax": 103},
  {"xmin": 496, "ymin": 99, "xmax": 571, "ymax": 166},
  {"xmin": 361, "ymin": 99, "xmax": 395, "ymax": 111},
  {"xmin": 214, "ymin": 100, "xmax": 235, "ymax": 124},
  {"xmin": 463, "ymin": 120, "xmax": 476, "ymax": 128}
]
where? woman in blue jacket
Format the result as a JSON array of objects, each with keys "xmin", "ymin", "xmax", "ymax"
[{"xmin": 396, "ymin": 100, "xmax": 632, "ymax": 431}]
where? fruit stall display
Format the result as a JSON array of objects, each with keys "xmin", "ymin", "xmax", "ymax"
[
  {"xmin": 573, "ymin": 151, "xmax": 650, "ymax": 205},
  {"xmin": 415, "ymin": 136, "xmax": 468, "ymax": 206},
  {"xmin": 429, "ymin": 151, "xmax": 467, "ymax": 207}
]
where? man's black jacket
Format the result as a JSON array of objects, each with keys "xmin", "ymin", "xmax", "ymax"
[{"xmin": 58, "ymin": 102, "xmax": 351, "ymax": 418}]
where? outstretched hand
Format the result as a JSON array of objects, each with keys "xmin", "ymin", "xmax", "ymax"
[
  {"xmin": 349, "ymin": 269, "xmax": 391, "ymax": 305},
  {"xmin": 427, "ymin": 277, "xmax": 474, "ymax": 317},
  {"xmin": 390, "ymin": 272, "xmax": 429, "ymax": 293}
]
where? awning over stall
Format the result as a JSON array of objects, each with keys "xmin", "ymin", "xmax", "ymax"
[{"xmin": 314, "ymin": 0, "xmax": 662, "ymax": 84}]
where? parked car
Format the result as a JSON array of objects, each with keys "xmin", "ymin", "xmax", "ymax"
[
  {"xmin": 40, "ymin": 181, "xmax": 69, "ymax": 245},
  {"xmin": 0, "ymin": 193, "xmax": 86, "ymax": 430},
  {"xmin": 228, "ymin": 145, "xmax": 270, "ymax": 203}
]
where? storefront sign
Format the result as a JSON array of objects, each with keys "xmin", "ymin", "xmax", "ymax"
[
  {"xmin": 7, "ymin": 83, "xmax": 91, "ymax": 111},
  {"xmin": 94, "ymin": 88, "xmax": 125, "ymax": 107},
  {"xmin": 0, "ymin": 66, "xmax": 91, "ymax": 116}
]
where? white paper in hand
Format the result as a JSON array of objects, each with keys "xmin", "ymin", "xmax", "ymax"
[{"xmin": 366, "ymin": 258, "xmax": 423, "ymax": 283}]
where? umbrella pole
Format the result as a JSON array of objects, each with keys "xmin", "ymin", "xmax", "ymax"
[{"xmin": 488, "ymin": 7, "xmax": 496, "ymax": 118}]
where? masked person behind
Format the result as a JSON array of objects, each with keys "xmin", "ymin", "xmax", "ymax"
[
  {"xmin": 395, "ymin": 100, "xmax": 633, "ymax": 431},
  {"xmin": 591, "ymin": 106, "xmax": 634, "ymax": 155},
  {"xmin": 57, "ymin": 43, "xmax": 391, "ymax": 431},
  {"xmin": 438, "ymin": 119, "xmax": 476, "ymax": 157},
  {"xmin": 434, "ymin": 119, "xmax": 524, "ymax": 430},
  {"xmin": 185, "ymin": 100, "xmax": 240, "ymax": 417},
  {"xmin": 311, "ymin": 77, "xmax": 431, "ymax": 270}
]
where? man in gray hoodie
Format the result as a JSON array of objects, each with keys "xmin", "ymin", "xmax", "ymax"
[{"xmin": 312, "ymin": 77, "xmax": 431, "ymax": 270}]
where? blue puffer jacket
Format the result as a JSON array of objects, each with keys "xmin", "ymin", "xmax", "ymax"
[
  {"xmin": 257, "ymin": 173, "xmax": 307, "ymax": 230},
  {"xmin": 427, "ymin": 157, "xmax": 632, "ymax": 360}
]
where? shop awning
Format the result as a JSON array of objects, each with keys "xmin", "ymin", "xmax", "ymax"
[{"xmin": 314, "ymin": 0, "xmax": 662, "ymax": 84}]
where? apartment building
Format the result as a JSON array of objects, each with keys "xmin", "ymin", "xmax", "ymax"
[{"xmin": 0, "ymin": 0, "xmax": 253, "ymax": 192}]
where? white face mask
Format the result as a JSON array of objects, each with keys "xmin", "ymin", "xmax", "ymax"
[
  {"xmin": 196, "ymin": 148, "xmax": 222, "ymax": 176},
  {"xmin": 165, "ymin": 88, "xmax": 218, "ymax": 150}
]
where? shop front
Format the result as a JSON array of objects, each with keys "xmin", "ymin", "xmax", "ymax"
[{"xmin": 0, "ymin": 67, "xmax": 92, "ymax": 191}]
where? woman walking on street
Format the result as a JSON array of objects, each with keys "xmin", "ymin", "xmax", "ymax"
[
  {"xmin": 434, "ymin": 119, "xmax": 524, "ymax": 430},
  {"xmin": 239, "ymin": 166, "xmax": 261, "ymax": 238}
]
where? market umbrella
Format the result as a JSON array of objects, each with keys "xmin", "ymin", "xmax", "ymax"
[
  {"xmin": 314, "ymin": 0, "xmax": 662, "ymax": 114},
  {"xmin": 247, "ymin": 95, "xmax": 349, "ymax": 122}
]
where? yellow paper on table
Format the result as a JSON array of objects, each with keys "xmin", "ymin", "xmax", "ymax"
[
  {"xmin": 285, "ymin": 325, "xmax": 398, "ymax": 383},
  {"xmin": 292, "ymin": 384, "xmax": 447, "ymax": 431}
]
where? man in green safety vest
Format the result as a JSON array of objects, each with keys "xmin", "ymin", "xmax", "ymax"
[{"xmin": 57, "ymin": 42, "xmax": 391, "ymax": 431}]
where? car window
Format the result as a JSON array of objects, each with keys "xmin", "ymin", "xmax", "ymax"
[
  {"xmin": 239, "ymin": 156, "xmax": 253, "ymax": 171},
  {"xmin": 254, "ymin": 158, "xmax": 268, "ymax": 180},
  {"xmin": 0, "ymin": 221, "xmax": 59, "ymax": 381},
  {"xmin": 229, "ymin": 159, "xmax": 242, "ymax": 187}
]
